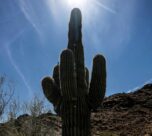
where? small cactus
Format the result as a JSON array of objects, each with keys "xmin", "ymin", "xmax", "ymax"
[{"xmin": 42, "ymin": 8, "xmax": 106, "ymax": 136}]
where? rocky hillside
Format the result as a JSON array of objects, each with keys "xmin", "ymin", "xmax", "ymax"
[
  {"xmin": 91, "ymin": 83, "xmax": 152, "ymax": 136},
  {"xmin": 0, "ymin": 84, "xmax": 152, "ymax": 136}
]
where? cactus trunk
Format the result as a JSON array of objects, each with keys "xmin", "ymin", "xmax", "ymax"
[{"xmin": 62, "ymin": 98, "xmax": 90, "ymax": 136}]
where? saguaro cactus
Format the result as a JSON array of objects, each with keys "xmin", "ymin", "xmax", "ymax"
[{"xmin": 41, "ymin": 8, "xmax": 106, "ymax": 136}]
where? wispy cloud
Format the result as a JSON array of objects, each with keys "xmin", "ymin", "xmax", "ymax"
[
  {"xmin": 5, "ymin": 45, "xmax": 33, "ymax": 98},
  {"xmin": 17, "ymin": 0, "xmax": 42, "ymax": 37},
  {"xmin": 47, "ymin": 0, "xmax": 68, "ymax": 25},
  {"xmin": 3, "ymin": 26, "xmax": 33, "ymax": 98},
  {"xmin": 93, "ymin": 0, "xmax": 116, "ymax": 14},
  {"xmin": 87, "ymin": 0, "xmax": 138, "ymax": 59}
]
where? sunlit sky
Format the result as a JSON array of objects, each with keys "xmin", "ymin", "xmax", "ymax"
[{"xmin": 0, "ymin": 0, "xmax": 152, "ymax": 105}]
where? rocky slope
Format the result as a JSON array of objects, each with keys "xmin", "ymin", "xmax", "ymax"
[
  {"xmin": 0, "ymin": 84, "xmax": 152, "ymax": 136},
  {"xmin": 91, "ymin": 83, "xmax": 152, "ymax": 136}
]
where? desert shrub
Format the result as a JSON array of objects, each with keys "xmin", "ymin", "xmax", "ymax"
[{"xmin": 0, "ymin": 75, "xmax": 14, "ymax": 121}]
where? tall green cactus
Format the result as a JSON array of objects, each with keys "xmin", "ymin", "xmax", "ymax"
[{"xmin": 41, "ymin": 8, "xmax": 106, "ymax": 136}]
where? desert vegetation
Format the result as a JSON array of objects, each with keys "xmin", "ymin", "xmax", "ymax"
[{"xmin": 0, "ymin": 75, "xmax": 57, "ymax": 136}]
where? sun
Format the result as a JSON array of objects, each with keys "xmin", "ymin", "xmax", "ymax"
[{"xmin": 67, "ymin": 0, "xmax": 87, "ymax": 9}]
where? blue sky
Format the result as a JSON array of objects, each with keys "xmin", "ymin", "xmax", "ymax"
[{"xmin": 0, "ymin": 0, "xmax": 152, "ymax": 104}]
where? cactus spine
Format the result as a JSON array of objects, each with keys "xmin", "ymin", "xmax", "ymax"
[{"xmin": 42, "ymin": 8, "xmax": 106, "ymax": 136}]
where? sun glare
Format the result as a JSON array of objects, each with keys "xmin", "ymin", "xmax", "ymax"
[
  {"xmin": 49, "ymin": 0, "xmax": 115, "ymax": 26},
  {"xmin": 67, "ymin": 0, "xmax": 87, "ymax": 9}
]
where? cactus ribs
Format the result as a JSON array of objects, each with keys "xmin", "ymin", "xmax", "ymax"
[{"xmin": 42, "ymin": 8, "xmax": 106, "ymax": 136}]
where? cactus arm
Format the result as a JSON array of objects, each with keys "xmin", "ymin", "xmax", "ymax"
[
  {"xmin": 41, "ymin": 77, "xmax": 61, "ymax": 113},
  {"xmin": 60, "ymin": 49, "xmax": 78, "ymax": 136},
  {"xmin": 89, "ymin": 54, "xmax": 106, "ymax": 110},
  {"xmin": 53, "ymin": 64, "xmax": 60, "ymax": 88},
  {"xmin": 41, "ymin": 65, "xmax": 62, "ymax": 114},
  {"xmin": 60, "ymin": 49, "xmax": 77, "ymax": 100}
]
